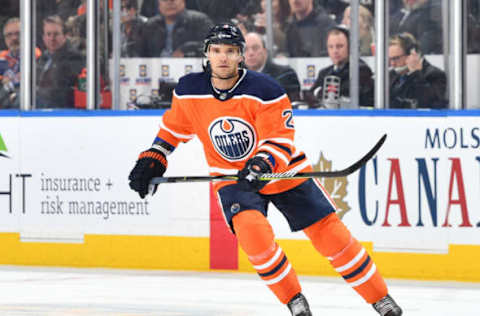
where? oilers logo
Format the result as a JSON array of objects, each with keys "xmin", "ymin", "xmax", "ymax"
[{"xmin": 209, "ymin": 117, "xmax": 256, "ymax": 162}]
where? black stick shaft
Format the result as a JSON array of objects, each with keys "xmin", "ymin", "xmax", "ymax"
[{"xmin": 150, "ymin": 134, "xmax": 387, "ymax": 185}]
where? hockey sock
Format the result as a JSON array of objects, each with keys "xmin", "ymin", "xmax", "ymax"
[
  {"xmin": 303, "ymin": 213, "xmax": 388, "ymax": 304},
  {"xmin": 232, "ymin": 210, "xmax": 301, "ymax": 304}
]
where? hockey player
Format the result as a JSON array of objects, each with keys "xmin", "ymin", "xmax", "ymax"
[{"xmin": 128, "ymin": 23, "xmax": 403, "ymax": 316}]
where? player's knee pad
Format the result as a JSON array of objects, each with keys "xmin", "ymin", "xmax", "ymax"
[
  {"xmin": 303, "ymin": 213, "xmax": 351, "ymax": 257},
  {"xmin": 232, "ymin": 210, "xmax": 274, "ymax": 257}
]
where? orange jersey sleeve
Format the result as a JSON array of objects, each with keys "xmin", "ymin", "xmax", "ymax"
[
  {"xmin": 156, "ymin": 93, "xmax": 196, "ymax": 148},
  {"xmin": 254, "ymin": 94, "xmax": 296, "ymax": 173}
]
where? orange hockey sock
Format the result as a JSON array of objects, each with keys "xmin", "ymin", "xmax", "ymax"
[
  {"xmin": 303, "ymin": 213, "xmax": 388, "ymax": 304},
  {"xmin": 232, "ymin": 210, "xmax": 301, "ymax": 304}
]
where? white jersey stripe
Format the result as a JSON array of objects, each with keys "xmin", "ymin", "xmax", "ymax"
[
  {"xmin": 264, "ymin": 263, "xmax": 292, "ymax": 285},
  {"xmin": 349, "ymin": 264, "xmax": 377, "ymax": 288},
  {"xmin": 333, "ymin": 248, "xmax": 366, "ymax": 273},
  {"xmin": 258, "ymin": 144, "xmax": 290, "ymax": 165},
  {"xmin": 253, "ymin": 246, "xmax": 282, "ymax": 270},
  {"xmin": 159, "ymin": 118, "xmax": 195, "ymax": 139},
  {"xmin": 151, "ymin": 144, "xmax": 171, "ymax": 156}
]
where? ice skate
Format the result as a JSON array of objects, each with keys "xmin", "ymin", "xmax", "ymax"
[
  {"xmin": 372, "ymin": 294, "xmax": 402, "ymax": 316},
  {"xmin": 287, "ymin": 293, "xmax": 312, "ymax": 316}
]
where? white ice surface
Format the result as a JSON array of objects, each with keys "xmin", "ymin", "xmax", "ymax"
[{"xmin": 0, "ymin": 266, "xmax": 478, "ymax": 315}]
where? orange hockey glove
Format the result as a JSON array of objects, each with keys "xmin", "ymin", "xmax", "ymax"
[{"xmin": 128, "ymin": 148, "xmax": 167, "ymax": 198}]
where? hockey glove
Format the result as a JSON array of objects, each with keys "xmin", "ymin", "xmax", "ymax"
[
  {"xmin": 237, "ymin": 154, "xmax": 273, "ymax": 192},
  {"xmin": 128, "ymin": 148, "xmax": 167, "ymax": 199}
]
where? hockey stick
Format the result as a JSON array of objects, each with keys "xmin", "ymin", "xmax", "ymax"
[{"xmin": 150, "ymin": 134, "xmax": 387, "ymax": 184}]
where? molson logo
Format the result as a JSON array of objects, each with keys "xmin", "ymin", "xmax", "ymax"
[
  {"xmin": 312, "ymin": 153, "xmax": 350, "ymax": 218},
  {"xmin": 0, "ymin": 133, "xmax": 9, "ymax": 158}
]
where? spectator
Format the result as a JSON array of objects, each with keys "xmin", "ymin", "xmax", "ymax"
[
  {"xmin": 0, "ymin": 0, "xmax": 56, "ymax": 51},
  {"xmin": 467, "ymin": 0, "xmax": 480, "ymax": 53},
  {"xmin": 141, "ymin": 0, "xmax": 199, "ymax": 17},
  {"xmin": 389, "ymin": 0, "xmax": 443, "ymax": 54},
  {"xmin": 316, "ymin": 0, "xmax": 349, "ymax": 23},
  {"xmin": 252, "ymin": 0, "xmax": 296, "ymax": 58},
  {"xmin": 388, "ymin": 32, "xmax": 447, "ymax": 109},
  {"xmin": 65, "ymin": 12, "xmax": 86, "ymax": 54},
  {"xmin": 341, "ymin": 4, "xmax": 374, "ymax": 56},
  {"xmin": 141, "ymin": 0, "xmax": 260, "ymax": 21},
  {"xmin": 244, "ymin": 32, "xmax": 301, "ymax": 101},
  {"xmin": 64, "ymin": 1, "xmax": 112, "ymax": 74},
  {"xmin": 36, "ymin": 0, "xmax": 58, "ymax": 49},
  {"xmin": 140, "ymin": 0, "xmax": 214, "ymax": 57},
  {"xmin": 140, "ymin": 0, "xmax": 159, "ymax": 17},
  {"xmin": 189, "ymin": 0, "xmax": 245, "ymax": 24},
  {"xmin": 0, "ymin": 0, "xmax": 20, "ymax": 50},
  {"xmin": 36, "ymin": 15, "xmax": 85, "ymax": 109},
  {"xmin": 309, "ymin": 26, "xmax": 374, "ymax": 108},
  {"xmin": 228, "ymin": 1, "xmax": 263, "ymax": 36},
  {"xmin": 56, "ymin": 0, "xmax": 83, "ymax": 22},
  {"xmin": 0, "ymin": 18, "xmax": 41, "ymax": 108},
  {"xmin": 285, "ymin": 0, "xmax": 336, "ymax": 57},
  {"xmin": 121, "ymin": 0, "xmax": 147, "ymax": 57},
  {"xmin": 319, "ymin": 0, "xmax": 404, "ymax": 19}
]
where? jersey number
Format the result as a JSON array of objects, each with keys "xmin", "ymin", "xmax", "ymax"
[{"xmin": 282, "ymin": 110, "xmax": 294, "ymax": 129}]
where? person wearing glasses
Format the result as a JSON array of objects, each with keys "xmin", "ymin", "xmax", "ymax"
[
  {"xmin": 0, "ymin": 17, "xmax": 41, "ymax": 109},
  {"xmin": 388, "ymin": 32, "xmax": 447, "ymax": 109}
]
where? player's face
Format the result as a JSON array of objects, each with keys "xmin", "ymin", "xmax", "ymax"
[
  {"xmin": 327, "ymin": 33, "xmax": 348, "ymax": 66},
  {"xmin": 207, "ymin": 44, "xmax": 243, "ymax": 79}
]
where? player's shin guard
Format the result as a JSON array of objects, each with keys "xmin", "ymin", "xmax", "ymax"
[
  {"xmin": 232, "ymin": 210, "xmax": 301, "ymax": 304},
  {"xmin": 303, "ymin": 213, "xmax": 388, "ymax": 304}
]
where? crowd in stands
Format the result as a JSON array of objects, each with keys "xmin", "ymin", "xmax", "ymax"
[{"xmin": 1, "ymin": 0, "xmax": 480, "ymax": 110}]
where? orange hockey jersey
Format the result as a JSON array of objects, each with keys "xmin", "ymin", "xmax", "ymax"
[{"xmin": 154, "ymin": 69, "xmax": 313, "ymax": 194}]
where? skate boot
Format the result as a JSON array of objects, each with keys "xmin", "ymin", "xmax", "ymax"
[
  {"xmin": 287, "ymin": 293, "xmax": 312, "ymax": 316},
  {"xmin": 372, "ymin": 294, "xmax": 402, "ymax": 316}
]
